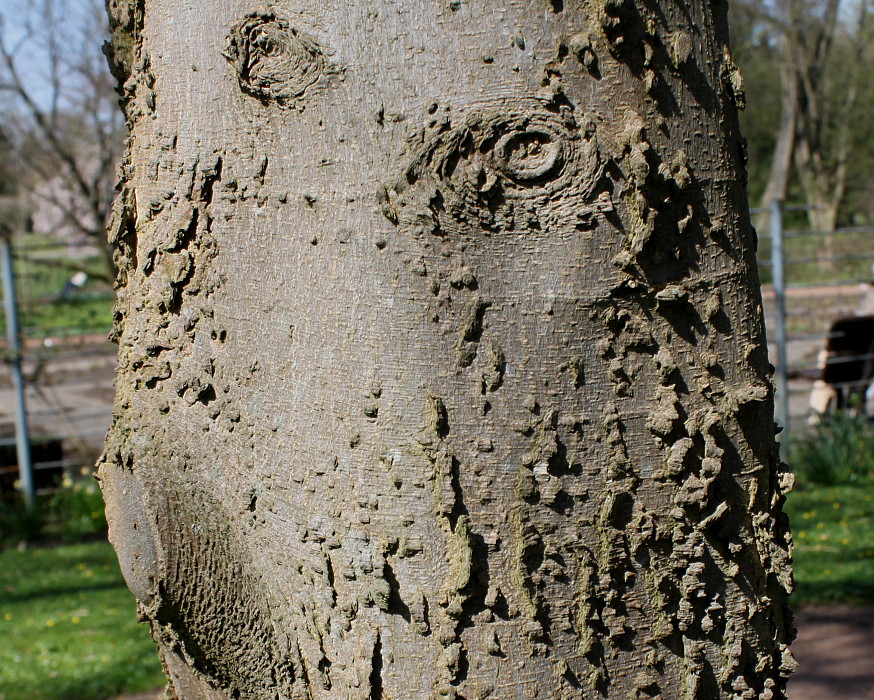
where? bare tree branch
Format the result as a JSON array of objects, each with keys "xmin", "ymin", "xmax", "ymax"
[{"xmin": 0, "ymin": 0, "xmax": 124, "ymax": 274}]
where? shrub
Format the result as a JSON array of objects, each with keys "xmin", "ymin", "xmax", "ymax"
[
  {"xmin": 790, "ymin": 410, "xmax": 874, "ymax": 486},
  {"xmin": 46, "ymin": 473, "xmax": 107, "ymax": 539},
  {"xmin": 0, "ymin": 496, "xmax": 44, "ymax": 546},
  {"xmin": 1, "ymin": 472, "xmax": 106, "ymax": 548}
]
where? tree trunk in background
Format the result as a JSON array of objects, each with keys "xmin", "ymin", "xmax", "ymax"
[
  {"xmin": 755, "ymin": 58, "xmax": 796, "ymax": 236},
  {"xmin": 99, "ymin": 1, "xmax": 795, "ymax": 698},
  {"xmin": 794, "ymin": 126, "xmax": 847, "ymax": 234},
  {"xmin": 783, "ymin": 0, "xmax": 861, "ymax": 244}
]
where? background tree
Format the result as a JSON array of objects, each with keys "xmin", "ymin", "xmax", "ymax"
[
  {"xmin": 787, "ymin": 0, "xmax": 871, "ymax": 234},
  {"xmin": 99, "ymin": 1, "xmax": 795, "ymax": 698},
  {"xmin": 732, "ymin": 0, "xmax": 874, "ymax": 234},
  {"xmin": 0, "ymin": 0, "xmax": 124, "ymax": 276}
]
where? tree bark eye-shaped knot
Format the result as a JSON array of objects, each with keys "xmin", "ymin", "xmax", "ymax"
[
  {"xmin": 494, "ymin": 130, "xmax": 564, "ymax": 184},
  {"xmin": 396, "ymin": 107, "xmax": 602, "ymax": 206},
  {"xmin": 225, "ymin": 13, "xmax": 326, "ymax": 106}
]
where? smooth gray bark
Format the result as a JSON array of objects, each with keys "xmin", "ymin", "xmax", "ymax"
[{"xmin": 100, "ymin": 1, "xmax": 795, "ymax": 698}]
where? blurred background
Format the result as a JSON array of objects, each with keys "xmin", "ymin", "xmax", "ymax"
[{"xmin": 0, "ymin": 1, "xmax": 872, "ymax": 699}]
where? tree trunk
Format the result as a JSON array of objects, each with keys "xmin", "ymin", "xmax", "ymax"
[
  {"xmin": 755, "ymin": 57, "xmax": 796, "ymax": 236},
  {"xmin": 99, "ymin": 1, "xmax": 795, "ymax": 698},
  {"xmin": 793, "ymin": 111, "xmax": 851, "ymax": 234}
]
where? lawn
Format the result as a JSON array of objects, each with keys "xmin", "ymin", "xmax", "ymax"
[
  {"xmin": 784, "ymin": 477, "xmax": 874, "ymax": 605},
  {"xmin": 0, "ymin": 540, "xmax": 164, "ymax": 700},
  {"xmin": 0, "ymin": 246, "xmax": 113, "ymax": 339},
  {"xmin": 784, "ymin": 410, "xmax": 874, "ymax": 605}
]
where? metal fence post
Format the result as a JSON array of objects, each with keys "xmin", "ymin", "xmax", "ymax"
[
  {"xmin": 770, "ymin": 199, "xmax": 790, "ymax": 440},
  {"xmin": 0, "ymin": 233, "xmax": 35, "ymax": 510}
]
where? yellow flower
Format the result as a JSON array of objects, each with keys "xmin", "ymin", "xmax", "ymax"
[
  {"xmin": 3, "ymin": 613, "xmax": 12, "ymax": 621},
  {"xmin": 833, "ymin": 502, "xmax": 841, "ymax": 509},
  {"xmin": 45, "ymin": 619, "xmax": 55, "ymax": 627},
  {"xmin": 71, "ymin": 617, "xmax": 80, "ymax": 624}
]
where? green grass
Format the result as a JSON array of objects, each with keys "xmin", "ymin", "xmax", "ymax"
[
  {"xmin": 758, "ymin": 227, "xmax": 874, "ymax": 288},
  {"xmin": 783, "ymin": 410, "xmax": 874, "ymax": 605},
  {"xmin": 20, "ymin": 295, "xmax": 114, "ymax": 338},
  {"xmin": 0, "ymin": 541, "xmax": 164, "ymax": 700},
  {"xmin": 785, "ymin": 477, "xmax": 874, "ymax": 605},
  {"xmin": 0, "ymin": 249, "xmax": 113, "ymax": 338}
]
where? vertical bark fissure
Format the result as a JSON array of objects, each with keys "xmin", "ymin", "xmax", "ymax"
[{"xmin": 369, "ymin": 632, "xmax": 384, "ymax": 700}]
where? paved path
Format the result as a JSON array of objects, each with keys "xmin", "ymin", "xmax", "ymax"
[{"xmin": 0, "ymin": 339, "xmax": 115, "ymax": 467}]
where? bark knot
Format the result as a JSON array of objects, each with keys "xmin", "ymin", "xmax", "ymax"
[
  {"xmin": 225, "ymin": 13, "xmax": 327, "ymax": 107},
  {"xmin": 402, "ymin": 106, "xmax": 601, "ymax": 201},
  {"xmin": 384, "ymin": 104, "xmax": 607, "ymax": 242}
]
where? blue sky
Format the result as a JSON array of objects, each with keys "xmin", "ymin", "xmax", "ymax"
[{"xmin": 0, "ymin": 0, "xmax": 109, "ymax": 110}]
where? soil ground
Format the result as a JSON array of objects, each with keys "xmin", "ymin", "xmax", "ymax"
[{"xmin": 789, "ymin": 605, "xmax": 874, "ymax": 700}]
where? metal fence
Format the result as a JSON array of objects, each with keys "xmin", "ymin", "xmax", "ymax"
[
  {"xmin": 758, "ymin": 201, "xmax": 874, "ymax": 445},
  {"xmin": 1, "ymin": 235, "xmax": 114, "ymax": 508}
]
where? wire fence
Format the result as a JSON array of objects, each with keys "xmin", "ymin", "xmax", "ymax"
[
  {"xmin": 756, "ymin": 202, "xmax": 874, "ymax": 445},
  {"xmin": 1, "ymin": 236, "xmax": 114, "ymax": 506}
]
